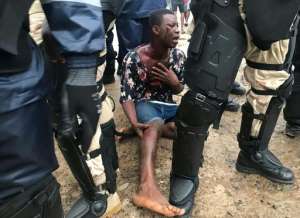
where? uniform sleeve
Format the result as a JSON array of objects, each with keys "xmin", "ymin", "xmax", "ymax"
[
  {"xmin": 41, "ymin": 0, "xmax": 105, "ymax": 68},
  {"xmin": 120, "ymin": 52, "xmax": 138, "ymax": 103}
]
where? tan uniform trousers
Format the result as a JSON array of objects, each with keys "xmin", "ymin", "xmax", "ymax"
[{"xmin": 239, "ymin": 0, "xmax": 290, "ymax": 137}]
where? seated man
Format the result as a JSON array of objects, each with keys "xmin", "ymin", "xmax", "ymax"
[{"xmin": 120, "ymin": 9, "xmax": 185, "ymax": 217}]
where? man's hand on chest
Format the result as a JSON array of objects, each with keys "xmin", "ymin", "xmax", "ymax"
[{"xmin": 150, "ymin": 62, "xmax": 180, "ymax": 88}]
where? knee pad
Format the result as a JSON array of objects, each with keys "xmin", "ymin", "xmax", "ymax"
[
  {"xmin": 100, "ymin": 119, "xmax": 118, "ymax": 193},
  {"xmin": 186, "ymin": 0, "xmax": 246, "ymax": 101}
]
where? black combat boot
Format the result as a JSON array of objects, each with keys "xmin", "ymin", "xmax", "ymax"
[
  {"xmin": 231, "ymin": 81, "xmax": 246, "ymax": 96},
  {"xmin": 285, "ymin": 122, "xmax": 300, "ymax": 138},
  {"xmin": 225, "ymin": 98, "xmax": 240, "ymax": 112},
  {"xmin": 236, "ymin": 102, "xmax": 294, "ymax": 184},
  {"xmin": 169, "ymin": 175, "xmax": 199, "ymax": 218},
  {"xmin": 236, "ymin": 147, "xmax": 294, "ymax": 184}
]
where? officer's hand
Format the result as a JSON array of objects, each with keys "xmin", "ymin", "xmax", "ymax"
[
  {"xmin": 150, "ymin": 63, "xmax": 180, "ymax": 88},
  {"xmin": 132, "ymin": 122, "xmax": 150, "ymax": 138}
]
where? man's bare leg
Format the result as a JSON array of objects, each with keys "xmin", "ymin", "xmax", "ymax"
[
  {"xmin": 117, "ymin": 122, "xmax": 176, "ymax": 141},
  {"xmin": 133, "ymin": 120, "xmax": 184, "ymax": 217}
]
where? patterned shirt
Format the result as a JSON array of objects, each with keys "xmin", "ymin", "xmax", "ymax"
[{"xmin": 120, "ymin": 48, "xmax": 186, "ymax": 104}]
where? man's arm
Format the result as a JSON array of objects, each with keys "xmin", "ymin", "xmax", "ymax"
[
  {"xmin": 119, "ymin": 52, "xmax": 150, "ymax": 137},
  {"xmin": 122, "ymin": 101, "xmax": 138, "ymax": 125},
  {"xmin": 121, "ymin": 101, "xmax": 149, "ymax": 138}
]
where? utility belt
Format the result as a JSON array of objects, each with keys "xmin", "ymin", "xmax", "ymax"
[{"xmin": 0, "ymin": 175, "xmax": 62, "ymax": 218}]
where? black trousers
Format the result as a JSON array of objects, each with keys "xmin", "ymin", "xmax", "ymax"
[
  {"xmin": 284, "ymin": 21, "xmax": 300, "ymax": 125},
  {"xmin": 0, "ymin": 175, "xmax": 63, "ymax": 218}
]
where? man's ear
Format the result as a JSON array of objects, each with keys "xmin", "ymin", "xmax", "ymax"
[{"xmin": 152, "ymin": 25, "xmax": 160, "ymax": 35}]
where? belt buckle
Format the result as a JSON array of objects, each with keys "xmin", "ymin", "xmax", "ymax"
[{"xmin": 195, "ymin": 93, "xmax": 206, "ymax": 102}]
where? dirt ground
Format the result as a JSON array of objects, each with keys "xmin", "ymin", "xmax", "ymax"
[{"xmin": 54, "ymin": 33, "xmax": 300, "ymax": 218}]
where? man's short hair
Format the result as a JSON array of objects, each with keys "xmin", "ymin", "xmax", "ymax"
[{"xmin": 149, "ymin": 9, "xmax": 174, "ymax": 28}]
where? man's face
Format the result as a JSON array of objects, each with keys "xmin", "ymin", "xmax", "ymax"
[{"xmin": 156, "ymin": 14, "xmax": 180, "ymax": 48}]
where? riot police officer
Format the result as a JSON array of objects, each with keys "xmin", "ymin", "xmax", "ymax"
[
  {"xmin": 0, "ymin": 0, "xmax": 63, "ymax": 217},
  {"xmin": 0, "ymin": 0, "xmax": 120, "ymax": 217},
  {"xmin": 169, "ymin": 0, "xmax": 300, "ymax": 217}
]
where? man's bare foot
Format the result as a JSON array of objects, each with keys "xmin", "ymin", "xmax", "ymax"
[{"xmin": 132, "ymin": 185, "xmax": 185, "ymax": 217}]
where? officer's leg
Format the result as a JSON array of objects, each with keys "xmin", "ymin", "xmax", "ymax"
[
  {"xmin": 56, "ymin": 79, "xmax": 108, "ymax": 217},
  {"xmin": 236, "ymin": 17, "xmax": 299, "ymax": 183},
  {"xmin": 96, "ymin": 83, "xmax": 121, "ymax": 217},
  {"xmin": 284, "ymin": 68, "xmax": 300, "ymax": 137},
  {"xmin": 98, "ymin": 92, "xmax": 119, "ymax": 193},
  {"xmin": 43, "ymin": 24, "xmax": 121, "ymax": 216},
  {"xmin": 56, "ymin": 72, "xmax": 121, "ymax": 217},
  {"xmin": 0, "ymin": 100, "xmax": 63, "ymax": 218},
  {"xmin": 284, "ymin": 21, "xmax": 300, "ymax": 137},
  {"xmin": 66, "ymin": 91, "xmax": 121, "ymax": 218},
  {"xmin": 170, "ymin": 0, "xmax": 246, "ymax": 216},
  {"xmin": 0, "ymin": 175, "xmax": 63, "ymax": 218},
  {"xmin": 116, "ymin": 18, "xmax": 144, "ymax": 74},
  {"xmin": 39, "ymin": 1, "xmax": 120, "ymax": 216},
  {"xmin": 102, "ymin": 11, "xmax": 117, "ymax": 84},
  {"xmin": 141, "ymin": 17, "xmax": 151, "ymax": 45}
]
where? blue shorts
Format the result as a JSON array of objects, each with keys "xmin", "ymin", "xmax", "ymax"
[{"xmin": 135, "ymin": 101, "xmax": 178, "ymax": 124}]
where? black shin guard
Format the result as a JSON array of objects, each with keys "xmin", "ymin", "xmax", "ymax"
[
  {"xmin": 170, "ymin": 91, "xmax": 222, "ymax": 216},
  {"xmin": 57, "ymin": 132, "xmax": 107, "ymax": 217},
  {"xmin": 171, "ymin": 0, "xmax": 246, "ymax": 215},
  {"xmin": 236, "ymin": 99, "xmax": 294, "ymax": 184},
  {"xmin": 100, "ymin": 119, "xmax": 118, "ymax": 193},
  {"xmin": 170, "ymin": 121, "xmax": 206, "ymax": 216}
]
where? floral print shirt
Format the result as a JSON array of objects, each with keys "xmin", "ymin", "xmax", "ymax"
[{"xmin": 120, "ymin": 48, "xmax": 186, "ymax": 104}]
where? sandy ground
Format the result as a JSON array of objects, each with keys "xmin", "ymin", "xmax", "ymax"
[{"xmin": 54, "ymin": 32, "xmax": 300, "ymax": 218}]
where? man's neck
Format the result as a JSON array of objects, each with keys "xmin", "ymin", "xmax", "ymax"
[{"xmin": 148, "ymin": 40, "xmax": 170, "ymax": 60}]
